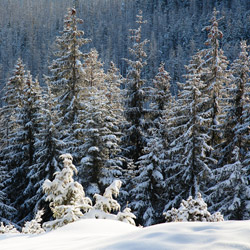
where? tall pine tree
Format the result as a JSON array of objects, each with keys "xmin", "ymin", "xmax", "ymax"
[
  {"xmin": 207, "ymin": 41, "xmax": 250, "ymax": 219},
  {"xmin": 200, "ymin": 8, "xmax": 232, "ymax": 153},
  {"xmin": 3, "ymin": 71, "xmax": 43, "ymax": 225},
  {"xmin": 165, "ymin": 53, "xmax": 213, "ymax": 213},
  {"xmin": 0, "ymin": 59, "xmax": 26, "ymax": 224},
  {"xmin": 79, "ymin": 50, "xmax": 123, "ymax": 196},
  {"xmin": 130, "ymin": 63, "xmax": 172, "ymax": 226},
  {"xmin": 122, "ymin": 10, "xmax": 149, "ymax": 165},
  {"xmin": 46, "ymin": 8, "xmax": 91, "ymax": 155},
  {"xmin": 25, "ymin": 85, "xmax": 64, "ymax": 222}
]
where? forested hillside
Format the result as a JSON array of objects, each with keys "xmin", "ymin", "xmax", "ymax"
[
  {"xmin": 0, "ymin": 0, "xmax": 249, "ymax": 96},
  {"xmin": 0, "ymin": 0, "xmax": 250, "ymax": 228}
]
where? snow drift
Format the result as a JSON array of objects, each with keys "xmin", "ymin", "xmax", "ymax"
[{"xmin": 1, "ymin": 219, "xmax": 250, "ymax": 250}]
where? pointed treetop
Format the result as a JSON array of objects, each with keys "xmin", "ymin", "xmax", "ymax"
[
  {"xmin": 136, "ymin": 10, "xmax": 147, "ymax": 25},
  {"xmin": 203, "ymin": 8, "xmax": 223, "ymax": 46},
  {"xmin": 153, "ymin": 62, "xmax": 171, "ymax": 90}
]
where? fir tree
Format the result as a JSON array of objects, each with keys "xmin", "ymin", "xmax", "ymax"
[
  {"xmin": 105, "ymin": 61, "xmax": 125, "ymax": 124},
  {"xmin": 79, "ymin": 49, "xmax": 123, "ymax": 196},
  {"xmin": 25, "ymin": 85, "xmax": 65, "ymax": 222},
  {"xmin": 0, "ymin": 58, "xmax": 26, "ymax": 175},
  {"xmin": 207, "ymin": 41, "xmax": 250, "ymax": 219},
  {"xmin": 22, "ymin": 210, "xmax": 45, "ymax": 234},
  {"xmin": 164, "ymin": 193, "xmax": 224, "ymax": 222},
  {"xmin": 165, "ymin": 52, "xmax": 214, "ymax": 212},
  {"xmin": 0, "ymin": 167, "xmax": 16, "ymax": 224},
  {"xmin": 46, "ymin": 7, "xmax": 90, "ymax": 151},
  {"xmin": 0, "ymin": 59, "xmax": 25, "ymax": 223},
  {"xmin": 200, "ymin": 8, "xmax": 232, "ymax": 153},
  {"xmin": 230, "ymin": 41, "xmax": 250, "ymax": 163},
  {"xmin": 236, "ymin": 43, "xmax": 250, "ymax": 208},
  {"xmin": 43, "ymin": 154, "xmax": 92, "ymax": 230},
  {"xmin": 151, "ymin": 62, "xmax": 172, "ymax": 116},
  {"xmin": 219, "ymin": 41, "xmax": 250, "ymax": 166},
  {"xmin": 130, "ymin": 63, "xmax": 172, "ymax": 226},
  {"xmin": 122, "ymin": 10, "xmax": 149, "ymax": 164},
  {"xmin": 3, "ymin": 72, "xmax": 43, "ymax": 225},
  {"xmin": 207, "ymin": 147, "xmax": 249, "ymax": 219}
]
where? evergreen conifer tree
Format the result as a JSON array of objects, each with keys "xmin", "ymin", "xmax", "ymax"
[
  {"xmin": 218, "ymin": 41, "xmax": 250, "ymax": 166},
  {"xmin": 0, "ymin": 59, "xmax": 25, "ymax": 223},
  {"xmin": 46, "ymin": 8, "xmax": 90, "ymax": 153},
  {"xmin": 0, "ymin": 59, "xmax": 26, "ymax": 174},
  {"xmin": 0, "ymin": 167, "xmax": 16, "ymax": 224},
  {"xmin": 79, "ymin": 50, "xmax": 123, "ymax": 196},
  {"xmin": 25, "ymin": 85, "xmax": 65, "ymax": 222},
  {"xmin": 130, "ymin": 63, "xmax": 172, "ymax": 226},
  {"xmin": 207, "ymin": 41, "xmax": 250, "ymax": 219},
  {"xmin": 122, "ymin": 10, "xmax": 149, "ymax": 164},
  {"xmin": 43, "ymin": 154, "xmax": 92, "ymax": 230},
  {"xmin": 3, "ymin": 71, "xmax": 43, "ymax": 225},
  {"xmin": 105, "ymin": 61, "xmax": 125, "ymax": 124},
  {"xmin": 165, "ymin": 52, "xmax": 214, "ymax": 212},
  {"xmin": 200, "ymin": 8, "xmax": 232, "ymax": 153}
]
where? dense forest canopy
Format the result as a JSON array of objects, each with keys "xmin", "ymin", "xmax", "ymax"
[
  {"xmin": 0, "ymin": 0, "xmax": 250, "ymax": 228},
  {"xmin": 0, "ymin": 0, "xmax": 249, "ymax": 97}
]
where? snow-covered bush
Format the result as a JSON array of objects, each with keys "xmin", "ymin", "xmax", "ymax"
[
  {"xmin": 83, "ymin": 180, "xmax": 136, "ymax": 225},
  {"xmin": 117, "ymin": 207, "xmax": 136, "ymax": 226},
  {"xmin": 164, "ymin": 193, "xmax": 224, "ymax": 222},
  {"xmin": 94, "ymin": 180, "xmax": 122, "ymax": 213},
  {"xmin": 83, "ymin": 180, "xmax": 121, "ymax": 220},
  {"xmin": 22, "ymin": 210, "xmax": 45, "ymax": 234},
  {"xmin": 0, "ymin": 222, "xmax": 19, "ymax": 234},
  {"xmin": 43, "ymin": 154, "xmax": 92, "ymax": 230}
]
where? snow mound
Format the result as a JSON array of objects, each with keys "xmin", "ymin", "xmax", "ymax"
[{"xmin": 1, "ymin": 219, "xmax": 250, "ymax": 250}]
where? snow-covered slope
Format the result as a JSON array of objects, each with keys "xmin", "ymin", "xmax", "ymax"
[{"xmin": 1, "ymin": 219, "xmax": 250, "ymax": 250}]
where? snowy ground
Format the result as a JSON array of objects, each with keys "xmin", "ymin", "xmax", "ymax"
[{"xmin": 1, "ymin": 219, "xmax": 250, "ymax": 250}]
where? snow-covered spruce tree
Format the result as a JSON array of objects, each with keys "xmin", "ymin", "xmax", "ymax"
[
  {"xmin": 220, "ymin": 41, "xmax": 250, "ymax": 166},
  {"xmin": 43, "ymin": 154, "xmax": 92, "ymax": 230},
  {"xmin": 106, "ymin": 63, "xmax": 132, "ymax": 206},
  {"xmin": 122, "ymin": 10, "xmax": 149, "ymax": 164},
  {"xmin": 151, "ymin": 62, "xmax": 172, "ymax": 118},
  {"xmin": 206, "ymin": 41, "xmax": 250, "ymax": 220},
  {"xmin": 199, "ymin": 8, "xmax": 232, "ymax": 155},
  {"xmin": 75, "ymin": 47, "xmax": 107, "ymax": 160},
  {"xmin": 164, "ymin": 193, "xmax": 224, "ymax": 222},
  {"xmin": 0, "ymin": 58, "xmax": 26, "ymax": 223},
  {"xmin": 22, "ymin": 210, "xmax": 45, "ymax": 234},
  {"xmin": 130, "ymin": 132, "xmax": 167, "ymax": 226},
  {"xmin": 2, "ymin": 71, "xmax": 43, "ymax": 225},
  {"xmin": 83, "ymin": 180, "xmax": 136, "ymax": 226},
  {"xmin": 25, "ymin": 85, "xmax": 65, "ymax": 222},
  {"xmin": 0, "ymin": 222, "xmax": 19, "ymax": 234},
  {"xmin": 46, "ymin": 7, "xmax": 90, "ymax": 154},
  {"xmin": 0, "ymin": 169, "xmax": 16, "ymax": 224},
  {"xmin": 0, "ymin": 59, "xmax": 26, "ymax": 177},
  {"xmin": 103, "ymin": 61, "xmax": 128, "ymax": 201},
  {"xmin": 105, "ymin": 61, "xmax": 126, "ymax": 132},
  {"xmin": 218, "ymin": 41, "xmax": 250, "ymax": 167},
  {"xmin": 164, "ymin": 52, "xmax": 214, "ymax": 214},
  {"xmin": 117, "ymin": 207, "xmax": 136, "ymax": 226},
  {"xmin": 130, "ymin": 63, "xmax": 172, "ymax": 226},
  {"xmin": 207, "ymin": 147, "xmax": 249, "ymax": 220},
  {"xmin": 0, "ymin": 58, "xmax": 25, "ymax": 151},
  {"xmin": 236, "ymin": 42, "xmax": 250, "ymax": 215},
  {"xmin": 79, "ymin": 49, "xmax": 124, "ymax": 197},
  {"xmin": 84, "ymin": 180, "xmax": 121, "ymax": 219}
]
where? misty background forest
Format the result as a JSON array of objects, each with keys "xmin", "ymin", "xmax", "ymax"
[{"xmin": 0, "ymin": 0, "xmax": 249, "ymax": 92}]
